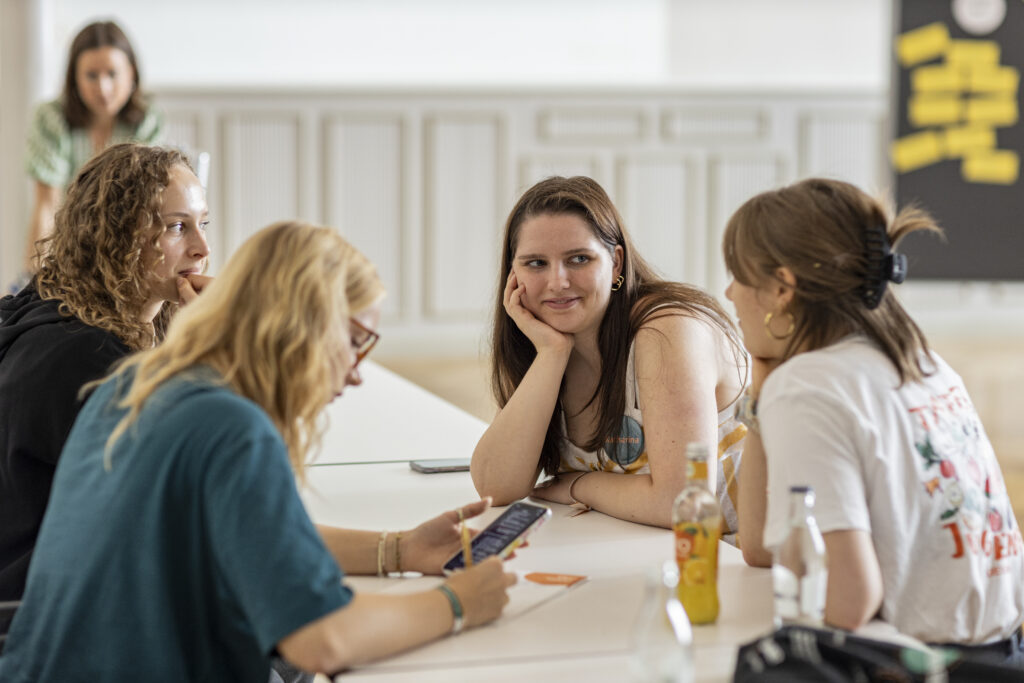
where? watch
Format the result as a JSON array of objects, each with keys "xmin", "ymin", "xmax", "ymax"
[{"xmin": 735, "ymin": 390, "xmax": 760, "ymax": 435}]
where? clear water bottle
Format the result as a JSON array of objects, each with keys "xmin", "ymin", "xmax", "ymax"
[
  {"xmin": 773, "ymin": 485, "xmax": 828, "ymax": 627},
  {"xmin": 671, "ymin": 442, "xmax": 722, "ymax": 624},
  {"xmin": 630, "ymin": 561, "xmax": 694, "ymax": 683}
]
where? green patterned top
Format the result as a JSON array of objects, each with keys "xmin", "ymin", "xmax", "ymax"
[{"xmin": 24, "ymin": 98, "xmax": 164, "ymax": 188}]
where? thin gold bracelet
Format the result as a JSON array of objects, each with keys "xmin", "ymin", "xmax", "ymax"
[
  {"xmin": 376, "ymin": 530, "xmax": 388, "ymax": 576},
  {"xmin": 394, "ymin": 532, "xmax": 403, "ymax": 574}
]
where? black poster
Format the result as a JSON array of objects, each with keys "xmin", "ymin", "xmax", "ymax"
[{"xmin": 892, "ymin": 0, "xmax": 1023, "ymax": 280}]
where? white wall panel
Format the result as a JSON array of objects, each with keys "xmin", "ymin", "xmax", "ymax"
[
  {"xmin": 221, "ymin": 114, "xmax": 300, "ymax": 258},
  {"xmin": 424, "ymin": 115, "xmax": 503, "ymax": 319},
  {"xmin": 127, "ymin": 88, "xmax": 1024, "ymax": 354},
  {"xmin": 661, "ymin": 108, "xmax": 767, "ymax": 142},
  {"xmin": 162, "ymin": 111, "xmax": 199, "ymax": 158},
  {"xmin": 616, "ymin": 157, "xmax": 700, "ymax": 284},
  {"xmin": 707, "ymin": 156, "xmax": 787, "ymax": 297},
  {"xmin": 538, "ymin": 109, "xmax": 646, "ymax": 143},
  {"xmin": 324, "ymin": 115, "xmax": 404, "ymax": 318},
  {"xmin": 799, "ymin": 114, "xmax": 887, "ymax": 192},
  {"xmin": 517, "ymin": 156, "xmax": 601, "ymax": 196}
]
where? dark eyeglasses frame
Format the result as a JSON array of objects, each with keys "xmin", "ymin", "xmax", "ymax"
[{"xmin": 349, "ymin": 318, "xmax": 380, "ymax": 369}]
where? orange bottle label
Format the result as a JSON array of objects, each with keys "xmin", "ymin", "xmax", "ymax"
[{"xmin": 674, "ymin": 519, "xmax": 721, "ymax": 624}]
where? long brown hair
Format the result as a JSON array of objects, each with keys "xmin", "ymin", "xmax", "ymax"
[
  {"xmin": 492, "ymin": 176, "xmax": 743, "ymax": 475},
  {"xmin": 62, "ymin": 20, "xmax": 148, "ymax": 128},
  {"xmin": 722, "ymin": 177, "xmax": 942, "ymax": 383},
  {"xmin": 35, "ymin": 143, "xmax": 190, "ymax": 350},
  {"xmin": 104, "ymin": 222, "xmax": 384, "ymax": 481}
]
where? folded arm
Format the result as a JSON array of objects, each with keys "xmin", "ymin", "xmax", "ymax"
[{"xmin": 532, "ymin": 315, "xmax": 725, "ymax": 528}]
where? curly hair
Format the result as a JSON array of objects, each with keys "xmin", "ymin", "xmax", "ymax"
[
  {"xmin": 63, "ymin": 20, "xmax": 149, "ymax": 128},
  {"xmin": 35, "ymin": 143, "xmax": 190, "ymax": 350},
  {"xmin": 104, "ymin": 221, "xmax": 385, "ymax": 481}
]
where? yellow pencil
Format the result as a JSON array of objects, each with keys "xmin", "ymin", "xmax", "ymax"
[{"xmin": 458, "ymin": 508, "xmax": 473, "ymax": 568}]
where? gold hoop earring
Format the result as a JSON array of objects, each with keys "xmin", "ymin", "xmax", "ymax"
[
  {"xmin": 611, "ymin": 275, "xmax": 624, "ymax": 292},
  {"xmin": 764, "ymin": 311, "xmax": 794, "ymax": 340}
]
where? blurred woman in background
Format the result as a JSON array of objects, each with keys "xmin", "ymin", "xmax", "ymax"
[{"xmin": 20, "ymin": 19, "xmax": 163, "ymax": 279}]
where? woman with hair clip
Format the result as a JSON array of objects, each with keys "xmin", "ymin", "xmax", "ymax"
[
  {"xmin": 726, "ymin": 178, "xmax": 1024, "ymax": 662},
  {"xmin": 0, "ymin": 222, "xmax": 515, "ymax": 681},
  {"xmin": 472, "ymin": 176, "xmax": 747, "ymax": 530},
  {"xmin": 20, "ymin": 19, "xmax": 163, "ymax": 278},
  {"xmin": 0, "ymin": 143, "xmax": 209, "ymax": 624}
]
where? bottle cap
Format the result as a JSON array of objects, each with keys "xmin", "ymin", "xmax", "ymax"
[{"xmin": 685, "ymin": 442, "xmax": 709, "ymax": 462}]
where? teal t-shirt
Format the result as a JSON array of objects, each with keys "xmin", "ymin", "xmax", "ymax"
[{"xmin": 0, "ymin": 370, "xmax": 351, "ymax": 682}]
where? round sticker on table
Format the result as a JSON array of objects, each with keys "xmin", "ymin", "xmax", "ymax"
[
  {"xmin": 952, "ymin": 0, "xmax": 1007, "ymax": 35},
  {"xmin": 607, "ymin": 415, "xmax": 644, "ymax": 466}
]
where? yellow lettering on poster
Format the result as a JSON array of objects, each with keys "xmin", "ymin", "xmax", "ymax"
[
  {"xmin": 913, "ymin": 65, "xmax": 965, "ymax": 92},
  {"xmin": 897, "ymin": 23, "xmax": 950, "ymax": 66},
  {"xmin": 962, "ymin": 150, "xmax": 1020, "ymax": 185},
  {"xmin": 943, "ymin": 125, "xmax": 996, "ymax": 158},
  {"xmin": 968, "ymin": 66, "xmax": 1020, "ymax": 94},
  {"xmin": 892, "ymin": 131, "xmax": 943, "ymax": 172},
  {"xmin": 947, "ymin": 40, "xmax": 1000, "ymax": 67},
  {"xmin": 965, "ymin": 97, "xmax": 1019, "ymax": 126},
  {"xmin": 909, "ymin": 96, "xmax": 964, "ymax": 126}
]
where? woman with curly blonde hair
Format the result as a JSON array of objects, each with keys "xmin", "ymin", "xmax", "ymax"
[
  {"xmin": 0, "ymin": 142, "xmax": 209, "ymax": 616},
  {"xmin": 0, "ymin": 222, "xmax": 514, "ymax": 681}
]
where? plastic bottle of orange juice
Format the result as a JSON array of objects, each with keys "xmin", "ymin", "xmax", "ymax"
[{"xmin": 671, "ymin": 442, "xmax": 721, "ymax": 624}]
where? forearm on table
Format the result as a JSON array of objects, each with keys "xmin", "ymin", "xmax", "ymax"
[
  {"xmin": 316, "ymin": 526, "xmax": 381, "ymax": 574},
  {"xmin": 278, "ymin": 590, "xmax": 451, "ymax": 673},
  {"xmin": 737, "ymin": 432, "xmax": 772, "ymax": 567},
  {"xmin": 568, "ymin": 471, "xmax": 678, "ymax": 528},
  {"xmin": 472, "ymin": 350, "xmax": 568, "ymax": 503}
]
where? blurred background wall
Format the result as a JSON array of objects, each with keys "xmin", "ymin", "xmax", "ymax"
[{"xmin": 1, "ymin": 1, "xmax": 1021, "ymax": 494}]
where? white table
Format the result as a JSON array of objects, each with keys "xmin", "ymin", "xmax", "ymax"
[
  {"xmin": 314, "ymin": 361, "xmax": 486, "ymax": 466},
  {"xmin": 303, "ymin": 463, "xmax": 774, "ymax": 682}
]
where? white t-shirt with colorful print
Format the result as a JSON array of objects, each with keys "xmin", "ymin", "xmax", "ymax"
[
  {"xmin": 760, "ymin": 335, "xmax": 1024, "ymax": 644},
  {"xmin": 558, "ymin": 341, "xmax": 746, "ymax": 541}
]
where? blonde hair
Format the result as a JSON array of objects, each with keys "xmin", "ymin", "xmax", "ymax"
[
  {"xmin": 104, "ymin": 221, "xmax": 384, "ymax": 480},
  {"xmin": 36, "ymin": 143, "xmax": 189, "ymax": 349}
]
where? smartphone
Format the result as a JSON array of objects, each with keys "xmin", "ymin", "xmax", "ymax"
[
  {"xmin": 442, "ymin": 501, "xmax": 551, "ymax": 574},
  {"xmin": 409, "ymin": 458, "xmax": 471, "ymax": 474}
]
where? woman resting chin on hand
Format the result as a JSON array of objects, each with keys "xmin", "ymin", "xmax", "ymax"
[{"xmin": 472, "ymin": 176, "xmax": 748, "ymax": 531}]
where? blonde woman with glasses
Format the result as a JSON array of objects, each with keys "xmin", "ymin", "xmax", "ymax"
[{"xmin": 0, "ymin": 222, "xmax": 514, "ymax": 681}]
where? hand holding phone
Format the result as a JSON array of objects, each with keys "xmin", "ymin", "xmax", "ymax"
[{"xmin": 443, "ymin": 501, "xmax": 550, "ymax": 574}]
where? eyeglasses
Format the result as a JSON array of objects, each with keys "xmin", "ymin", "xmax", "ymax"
[{"xmin": 349, "ymin": 317, "xmax": 380, "ymax": 370}]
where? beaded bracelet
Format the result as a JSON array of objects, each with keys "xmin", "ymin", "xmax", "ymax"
[{"xmin": 436, "ymin": 584, "xmax": 465, "ymax": 634}]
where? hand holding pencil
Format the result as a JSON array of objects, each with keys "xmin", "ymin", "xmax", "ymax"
[{"xmin": 394, "ymin": 497, "xmax": 493, "ymax": 575}]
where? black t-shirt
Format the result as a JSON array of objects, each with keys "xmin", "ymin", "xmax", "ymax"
[{"xmin": 0, "ymin": 283, "xmax": 129, "ymax": 610}]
